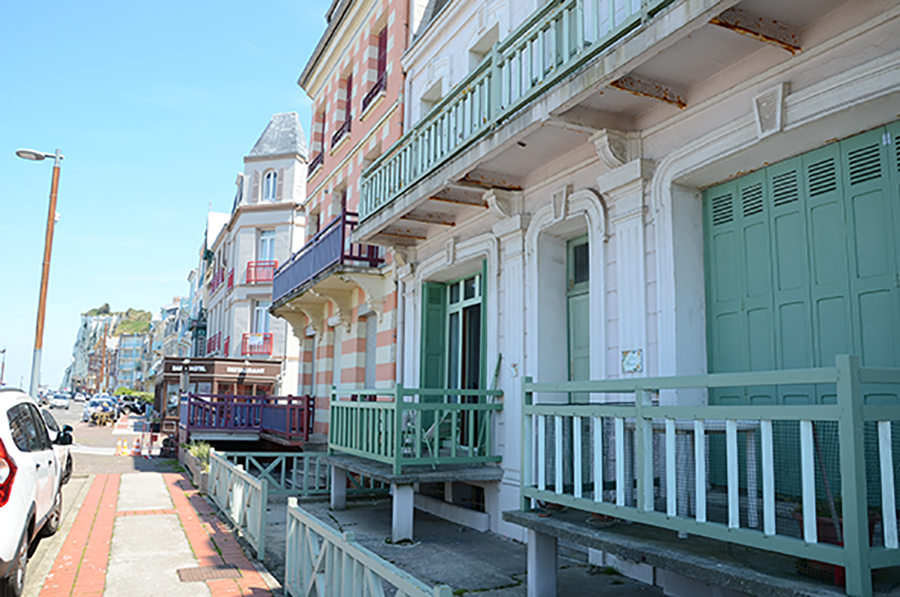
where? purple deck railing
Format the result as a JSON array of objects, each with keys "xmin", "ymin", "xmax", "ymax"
[
  {"xmin": 179, "ymin": 394, "xmax": 315, "ymax": 443},
  {"xmin": 272, "ymin": 210, "xmax": 384, "ymax": 304}
]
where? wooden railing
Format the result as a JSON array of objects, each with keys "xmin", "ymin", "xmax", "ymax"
[
  {"xmin": 521, "ymin": 355, "xmax": 900, "ymax": 597},
  {"xmin": 241, "ymin": 332, "xmax": 273, "ymax": 356},
  {"xmin": 221, "ymin": 451, "xmax": 387, "ymax": 497},
  {"xmin": 208, "ymin": 451, "xmax": 268, "ymax": 559},
  {"xmin": 359, "ymin": 0, "xmax": 673, "ymax": 221},
  {"xmin": 180, "ymin": 394, "xmax": 315, "ymax": 443},
  {"xmin": 329, "ymin": 385, "xmax": 503, "ymax": 474},
  {"xmin": 246, "ymin": 260, "xmax": 278, "ymax": 284},
  {"xmin": 285, "ymin": 499, "xmax": 452, "ymax": 597},
  {"xmin": 272, "ymin": 211, "xmax": 384, "ymax": 304}
]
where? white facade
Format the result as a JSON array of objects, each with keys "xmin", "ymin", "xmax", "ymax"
[
  {"xmin": 377, "ymin": 0, "xmax": 900, "ymax": 550},
  {"xmin": 203, "ymin": 113, "xmax": 308, "ymax": 396}
]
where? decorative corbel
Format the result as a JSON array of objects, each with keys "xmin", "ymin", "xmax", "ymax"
[
  {"xmin": 338, "ymin": 273, "xmax": 386, "ymax": 322},
  {"xmin": 278, "ymin": 309, "xmax": 312, "ymax": 341},
  {"xmin": 485, "ymin": 188, "xmax": 523, "ymax": 220},
  {"xmin": 753, "ymin": 82, "xmax": 789, "ymax": 139},
  {"xmin": 312, "ymin": 288, "xmax": 355, "ymax": 331},
  {"xmin": 590, "ymin": 129, "xmax": 641, "ymax": 170}
]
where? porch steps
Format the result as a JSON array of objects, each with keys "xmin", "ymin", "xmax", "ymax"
[{"xmin": 503, "ymin": 509, "xmax": 876, "ymax": 597}]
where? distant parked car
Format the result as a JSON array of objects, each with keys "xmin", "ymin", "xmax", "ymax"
[
  {"xmin": 82, "ymin": 399, "xmax": 105, "ymax": 422},
  {"xmin": 0, "ymin": 388, "xmax": 68, "ymax": 596},
  {"xmin": 48, "ymin": 394, "xmax": 69, "ymax": 410},
  {"xmin": 72, "ymin": 393, "xmax": 86, "ymax": 403}
]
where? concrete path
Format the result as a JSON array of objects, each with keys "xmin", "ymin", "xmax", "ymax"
[{"xmin": 34, "ymin": 472, "xmax": 275, "ymax": 597}]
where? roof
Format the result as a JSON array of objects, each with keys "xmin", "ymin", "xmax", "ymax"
[
  {"xmin": 299, "ymin": 0, "xmax": 353, "ymax": 90},
  {"xmin": 247, "ymin": 112, "xmax": 308, "ymax": 159}
]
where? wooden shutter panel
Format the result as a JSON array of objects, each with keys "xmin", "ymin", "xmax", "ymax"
[
  {"xmin": 480, "ymin": 259, "xmax": 488, "ymax": 389},
  {"xmin": 276, "ymin": 167, "xmax": 285, "ymax": 200},
  {"xmin": 420, "ymin": 282, "xmax": 446, "ymax": 389},
  {"xmin": 251, "ymin": 171, "xmax": 260, "ymax": 202},
  {"xmin": 378, "ymin": 28, "xmax": 387, "ymax": 77}
]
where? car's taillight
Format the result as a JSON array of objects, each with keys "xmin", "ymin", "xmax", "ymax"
[{"xmin": 0, "ymin": 437, "xmax": 17, "ymax": 507}]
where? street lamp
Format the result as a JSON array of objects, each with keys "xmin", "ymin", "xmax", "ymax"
[{"xmin": 17, "ymin": 148, "xmax": 64, "ymax": 399}]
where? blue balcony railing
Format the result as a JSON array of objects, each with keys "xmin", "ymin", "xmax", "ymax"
[
  {"xmin": 273, "ymin": 211, "xmax": 384, "ymax": 305},
  {"xmin": 360, "ymin": 0, "xmax": 673, "ymax": 222}
]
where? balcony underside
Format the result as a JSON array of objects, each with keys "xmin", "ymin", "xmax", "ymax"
[
  {"xmin": 354, "ymin": 0, "xmax": 851, "ymax": 246},
  {"xmin": 320, "ymin": 453, "xmax": 504, "ymax": 486}
]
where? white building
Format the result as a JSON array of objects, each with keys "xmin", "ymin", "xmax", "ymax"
[{"xmin": 203, "ymin": 113, "xmax": 309, "ymax": 395}]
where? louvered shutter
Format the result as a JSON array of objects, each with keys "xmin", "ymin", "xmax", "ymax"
[
  {"xmin": 420, "ymin": 282, "xmax": 447, "ymax": 389},
  {"xmin": 276, "ymin": 167, "xmax": 285, "ymax": 200},
  {"xmin": 251, "ymin": 171, "xmax": 260, "ymax": 202}
]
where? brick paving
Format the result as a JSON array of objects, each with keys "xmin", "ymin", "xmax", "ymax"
[{"xmin": 37, "ymin": 472, "xmax": 273, "ymax": 597}]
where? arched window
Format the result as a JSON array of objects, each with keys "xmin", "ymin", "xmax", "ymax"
[{"xmin": 263, "ymin": 170, "xmax": 277, "ymax": 201}]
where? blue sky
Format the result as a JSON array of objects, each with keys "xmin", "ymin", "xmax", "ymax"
[{"xmin": 0, "ymin": 0, "xmax": 332, "ymax": 390}]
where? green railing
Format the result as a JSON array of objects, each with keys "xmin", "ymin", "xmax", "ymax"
[
  {"xmin": 221, "ymin": 451, "xmax": 387, "ymax": 497},
  {"xmin": 330, "ymin": 385, "xmax": 503, "ymax": 474},
  {"xmin": 521, "ymin": 355, "xmax": 900, "ymax": 597},
  {"xmin": 359, "ymin": 0, "xmax": 673, "ymax": 221}
]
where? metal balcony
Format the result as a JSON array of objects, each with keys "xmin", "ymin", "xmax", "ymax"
[
  {"xmin": 272, "ymin": 211, "xmax": 384, "ymax": 305},
  {"xmin": 242, "ymin": 332, "xmax": 273, "ymax": 356},
  {"xmin": 246, "ymin": 260, "xmax": 278, "ymax": 284}
]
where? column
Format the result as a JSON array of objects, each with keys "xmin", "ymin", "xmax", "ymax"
[
  {"xmin": 330, "ymin": 465, "xmax": 347, "ymax": 510},
  {"xmin": 392, "ymin": 483, "xmax": 415, "ymax": 542},
  {"xmin": 527, "ymin": 529, "xmax": 557, "ymax": 597}
]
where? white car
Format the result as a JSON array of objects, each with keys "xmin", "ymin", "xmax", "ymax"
[
  {"xmin": 0, "ymin": 388, "xmax": 69, "ymax": 596},
  {"xmin": 48, "ymin": 394, "xmax": 69, "ymax": 410},
  {"xmin": 39, "ymin": 410, "xmax": 73, "ymax": 486}
]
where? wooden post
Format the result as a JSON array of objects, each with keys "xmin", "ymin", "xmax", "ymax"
[{"xmin": 836, "ymin": 354, "xmax": 872, "ymax": 596}]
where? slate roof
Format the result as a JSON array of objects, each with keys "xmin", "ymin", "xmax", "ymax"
[{"xmin": 247, "ymin": 112, "xmax": 308, "ymax": 159}]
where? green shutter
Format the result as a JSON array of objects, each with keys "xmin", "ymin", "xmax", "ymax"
[
  {"xmin": 420, "ymin": 282, "xmax": 447, "ymax": 389},
  {"xmin": 480, "ymin": 259, "xmax": 488, "ymax": 389}
]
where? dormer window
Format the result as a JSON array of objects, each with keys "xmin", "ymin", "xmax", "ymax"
[{"xmin": 263, "ymin": 170, "xmax": 278, "ymax": 201}]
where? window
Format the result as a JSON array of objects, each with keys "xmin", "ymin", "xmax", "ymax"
[
  {"xmin": 363, "ymin": 28, "xmax": 388, "ymax": 114},
  {"xmin": 254, "ymin": 301, "xmax": 271, "ymax": 334},
  {"xmin": 258, "ymin": 230, "xmax": 275, "ymax": 261},
  {"xmin": 263, "ymin": 170, "xmax": 277, "ymax": 201},
  {"xmin": 420, "ymin": 265, "xmax": 486, "ymax": 390},
  {"xmin": 8, "ymin": 403, "xmax": 49, "ymax": 452}
]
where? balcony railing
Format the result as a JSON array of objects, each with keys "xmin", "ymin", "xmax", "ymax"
[
  {"xmin": 361, "ymin": 71, "xmax": 386, "ymax": 114},
  {"xmin": 227, "ymin": 268, "xmax": 234, "ymax": 292},
  {"xmin": 272, "ymin": 210, "xmax": 384, "ymax": 304},
  {"xmin": 209, "ymin": 268, "xmax": 226, "ymax": 294},
  {"xmin": 180, "ymin": 393, "xmax": 315, "ymax": 444},
  {"xmin": 331, "ymin": 118, "xmax": 351, "ymax": 148},
  {"xmin": 519, "ymin": 355, "xmax": 900, "ymax": 597},
  {"xmin": 246, "ymin": 260, "xmax": 278, "ymax": 284},
  {"xmin": 330, "ymin": 385, "xmax": 503, "ymax": 474},
  {"xmin": 242, "ymin": 332, "xmax": 273, "ymax": 356},
  {"xmin": 359, "ymin": 0, "xmax": 673, "ymax": 221},
  {"xmin": 223, "ymin": 335, "xmax": 230, "ymax": 357},
  {"xmin": 206, "ymin": 331, "xmax": 221, "ymax": 356},
  {"xmin": 308, "ymin": 151, "xmax": 324, "ymax": 176}
]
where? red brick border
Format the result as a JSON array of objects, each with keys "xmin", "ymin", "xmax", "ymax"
[
  {"xmin": 163, "ymin": 473, "xmax": 273, "ymax": 597},
  {"xmin": 39, "ymin": 474, "xmax": 121, "ymax": 597}
]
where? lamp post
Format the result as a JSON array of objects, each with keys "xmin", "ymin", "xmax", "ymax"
[
  {"xmin": 17, "ymin": 148, "xmax": 64, "ymax": 399},
  {"xmin": 0, "ymin": 348, "xmax": 6, "ymax": 386}
]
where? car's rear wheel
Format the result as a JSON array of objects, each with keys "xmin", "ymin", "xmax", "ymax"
[
  {"xmin": 38, "ymin": 490, "xmax": 62, "ymax": 538},
  {"xmin": 0, "ymin": 530, "xmax": 28, "ymax": 597}
]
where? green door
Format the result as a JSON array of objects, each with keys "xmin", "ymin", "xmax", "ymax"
[
  {"xmin": 704, "ymin": 122, "xmax": 900, "ymax": 405},
  {"xmin": 568, "ymin": 236, "xmax": 590, "ymax": 395}
]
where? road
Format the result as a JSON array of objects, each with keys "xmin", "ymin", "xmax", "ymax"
[{"xmin": 23, "ymin": 403, "xmax": 182, "ymax": 597}]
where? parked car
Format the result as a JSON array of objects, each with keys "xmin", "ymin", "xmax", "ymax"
[
  {"xmin": 39, "ymin": 410, "xmax": 72, "ymax": 486},
  {"xmin": 48, "ymin": 395, "xmax": 69, "ymax": 410},
  {"xmin": 82, "ymin": 399, "xmax": 105, "ymax": 422},
  {"xmin": 0, "ymin": 387, "xmax": 70, "ymax": 596},
  {"xmin": 72, "ymin": 393, "xmax": 86, "ymax": 403}
]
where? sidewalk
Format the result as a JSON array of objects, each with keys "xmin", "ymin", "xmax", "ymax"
[{"xmin": 36, "ymin": 472, "xmax": 276, "ymax": 597}]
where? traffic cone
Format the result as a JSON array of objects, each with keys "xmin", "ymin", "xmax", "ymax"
[
  {"xmin": 116, "ymin": 439, "xmax": 122, "ymax": 456},
  {"xmin": 131, "ymin": 437, "xmax": 141, "ymax": 456},
  {"xmin": 121, "ymin": 440, "xmax": 129, "ymax": 457}
]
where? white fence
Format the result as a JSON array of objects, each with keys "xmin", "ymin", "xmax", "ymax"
[
  {"xmin": 208, "ymin": 450, "xmax": 268, "ymax": 559},
  {"xmin": 284, "ymin": 498, "xmax": 452, "ymax": 597}
]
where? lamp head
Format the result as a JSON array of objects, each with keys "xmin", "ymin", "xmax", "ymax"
[{"xmin": 16, "ymin": 149, "xmax": 47, "ymax": 161}]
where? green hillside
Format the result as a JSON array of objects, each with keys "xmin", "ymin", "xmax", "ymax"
[{"xmin": 82, "ymin": 304, "xmax": 152, "ymax": 335}]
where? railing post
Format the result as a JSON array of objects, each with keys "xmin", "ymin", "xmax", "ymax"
[
  {"xmin": 393, "ymin": 384, "xmax": 404, "ymax": 475},
  {"xmin": 489, "ymin": 41, "xmax": 502, "ymax": 121},
  {"xmin": 522, "ymin": 377, "xmax": 533, "ymax": 511},
  {"xmin": 257, "ymin": 477, "xmax": 268, "ymax": 560},
  {"xmin": 836, "ymin": 354, "xmax": 872, "ymax": 597},
  {"xmin": 329, "ymin": 386, "xmax": 337, "ymax": 455},
  {"xmin": 635, "ymin": 389, "xmax": 653, "ymax": 512}
]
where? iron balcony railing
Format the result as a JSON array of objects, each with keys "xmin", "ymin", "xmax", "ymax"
[
  {"xmin": 331, "ymin": 118, "xmax": 351, "ymax": 148},
  {"xmin": 272, "ymin": 210, "xmax": 384, "ymax": 305},
  {"xmin": 179, "ymin": 393, "xmax": 315, "ymax": 444},
  {"xmin": 208, "ymin": 268, "xmax": 226, "ymax": 293},
  {"xmin": 359, "ymin": 0, "xmax": 673, "ymax": 222},
  {"xmin": 206, "ymin": 331, "xmax": 221, "ymax": 356},
  {"xmin": 246, "ymin": 260, "xmax": 278, "ymax": 284},
  {"xmin": 307, "ymin": 151, "xmax": 324, "ymax": 176},
  {"xmin": 241, "ymin": 332, "xmax": 272, "ymax": 356},
  {"xmin": 226, "ymin": 268, "xmax": 234, "ymax": 292},
  {"xmin": 361, "ymin": 71, "xmax": 387, "ymax": 114},
  {"xmin": 329, "ymin": 385, "xmax": 503, "ymax": 474},
  {"xmin": 520, "ymin": 355, "xmax": 900, "ymax": 597}
]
